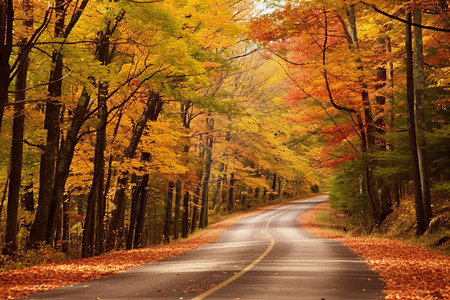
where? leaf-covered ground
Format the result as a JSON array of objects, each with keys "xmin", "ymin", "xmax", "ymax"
[{"xmin": 299, "ymin": 201, "xmax": 450, "ymax": 300}]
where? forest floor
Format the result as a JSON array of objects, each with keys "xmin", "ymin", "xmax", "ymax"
[
  {"xmin": 299, "ymin": 201, "xmax": 450, "ymax": 300},
  {"xmin": 0, "ymin": 200, "xmax": 290, "ymax": 299}
]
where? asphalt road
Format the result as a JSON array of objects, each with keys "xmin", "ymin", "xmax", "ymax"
[{"xmin": 28, "ymin": 195, "xmax": 385, "ymax": 299}]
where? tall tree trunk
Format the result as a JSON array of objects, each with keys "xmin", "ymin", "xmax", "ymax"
[
  {"xmin": 174, "ymin": 179, "xmax": 182, "ymax": 239},
  {"xmin": 386, "ymin": 36, "xmax": 400, "ymax": 207},
  {"xmin": 46, "ymin": 87, "xmax": 91, "ymax": 244},
  {"xmin": 22, "ymin": 182, "xmax": 34, "ymax": 212},
  {"xmin": 82, "ymin": 30, "xmax": 111, "ymax": 257},
  {"xmin": 228, "ymin": 172, "xmax": 235, "ymax": 212},
  {"xmin": 191, "ymin": 187, "xmax": 200, "ymax": 233},
  {"xmin": 375, "ymin": 61, "xmax": 393, "ymax": 221},
  {"xmin": 94, "ymin": 91, "xmax": 107, "ymax": 255},
  {"xmin": 179, "ymin": 101, "xmax": 191, "ymax": 237},
  {"xmin": 199, "ymin": 118, "xmax": 214, "ymax": 229},
  {"xmin": 212, "ymin": 162, "xmax": 224, "ymax": 211},
  {"xmin": 181, "ymin": 191, "xmax": 189, "ymax": 238},
  {"xmin": 0, "ymin": 0, "xmax": 13, "ymax": 132},
  {"xmin": 413, "ymin": 8, "xmax": 432, "ymax": 225},
  {"xmin": 270, "ymin": 173, "xmax": 277, "ymax": 201},
  {"xmin": 106, "ymin": 92, "xmax": 162, "ymax": 251},
  {"xmin": 164, "ymin": 181, "xmax": 174, "ymax": 242},
  {"xmin": 62, "ymin": 194, "xmax": 69, "ymax": 254},
  {"xmin": 406, "ymin": 12, "xmax": 426, "ymax": 235},
  {"xmin": 277, "ymin": 177, "xmax": 282, "ymax": 198},
  {"xmin": 134, "ymin": 166, "xmax": 149, "ymax": 249},
  {"xmin": 347, "ymin": 5, "xmax": 381, "ymax": 223},
  {"xmin": 28, "ymin": 0, "xmax": 66, "ymax": 247},
  {"xmin": 2, "ymin": 38, "xmax": 29, "ymax": 255},
  {"xmin": 126, "ymin": 178, "xmax": 145, "ymax": 250}
]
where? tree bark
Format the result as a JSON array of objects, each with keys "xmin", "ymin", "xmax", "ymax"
[
  {"xmin": 174, "ymin": 179, "xmax": 182, "ymax": 239},
  {"xmin": 386, "ymin": 36, "xmax": 400, "ymax": 207},
  {"xmin": 2, "ymin": 38, "xmax": 29, "ymax": 255},
  {"xmin": 22, "ymin": 183, "xmax": 34, "ymax": 212},
  {"xmin": 28, "ymin": 0, "xmax": 66, "ymax": 247},
  {"xmin": 199, "ymin": 118, "xmax": 214, "ymax": 229},
  {"xmin": 228, "ymin": 172, "xmax": 235, "ymax": 212},
  {"xmin": 0, "ymin": 0, "xmax": 13, "ymax": 132},
  {"xmin": 164, "ymin": 181, "xmax": 174, "ymax": 242},
  {"xmin": 134, "ymin": 170, "xmax": 149, "ymax": 248},
  {"xmin": 347, "ymin": 5, "xmax": 383, "ymax": 223},
  {"xmin": 413, "ymin": 8, "xmax": 432, "ymax": 225},
  {"xmin": 106, "ymin": 92, "xmax": 162, "ymax": 251},
  {"xmin": 375, "ymin": 62, "xmax": 393, "ymax": 221},
  {"xmin": 270, "ymin": 173, "xmax": 277, "ymax": 201},
  {"xmin": 406, "ymin": 12, "xmax": 426, "ymax": 235},
  {"xmin": 126, "ymin": 178, "xmax": 145, "ymax": 250},
  {"xmin": 182, "ymin": 191, "xmax": 189, "ymax": 238},
  {"xmin": 191, "ymin": 187, "xmax": 200, "ymax": 233},
  {"xmin": 62, "ymin": 194, "xmax": 69, "ymax": 254},
  {"xmin": 46, "ymin": 87, "xmax": 91, "ymax": 244},
  {"xmin": 82, "ymin": 30, "xmax": 111, "ymax": 258},
  {"xmin": 212, "ymin": 162, "xmax": 224, "ymax": 211}
]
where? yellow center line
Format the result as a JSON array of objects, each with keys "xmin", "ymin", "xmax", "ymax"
[{"xmin": 192, "ymin": 205, "xmax": 297, "ymax": 300}]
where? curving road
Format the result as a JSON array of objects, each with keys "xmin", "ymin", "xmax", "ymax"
[{"xmin": 29, "ymin": 195, "xmax": 385, "ymax": 299}]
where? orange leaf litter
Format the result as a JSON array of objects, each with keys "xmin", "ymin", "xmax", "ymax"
[
  {"xmin": 299, "ymin": 201, "xmax": 450, "ymax": 300},
  {"xmin": 0, "ymin": 202, "xmax": 286, "ymax": 299}
]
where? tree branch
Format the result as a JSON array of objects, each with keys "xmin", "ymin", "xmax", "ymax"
[{"xmin": 362, "ymin": 2, "xmax": 450, "ymax": 32}]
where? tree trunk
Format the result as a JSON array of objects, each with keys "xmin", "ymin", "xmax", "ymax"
[
  {"xmin": 406, "ymin": 12, "xmax": 426, "ymax": 235},
  {"xmin": 270, "ymin": 173, "xmax": 277, "ymax": 201},
  {"xmin": 0, "ymin": 0, "xmax": 13, "ymax": 132},
  {"xmin": 82, "ymin": 31, "xmax": 110, "ymax": 257},
  {"xmin": 126, "ymin": 178, "xmax": 145, "ymax": 250},
  {"xmin": 179, "ymin": 101, "xmax": 191, "ymax": 238},
  {"xmin": 28, "ymin": 0, "xmax": 66, "ymax": 248},
  {"xmin": 174, "ymin": 179, "xmax": 182, "ymax": 239},
  {"xmin": 199, "ymin": 118, "xmax": 214, "ymax": 229},
  {"xmin": 164, "ymin": 181, "xmax": 174, "ymax": 242},
  {"xmin": 228, "ymin": 172, "xmax": 235, "ymax": 212},
  {"xmin": 182, "ymin": 191, "xmax": 189, "ymax": 238},
  {"xmin": 2, "ymin": 39, "xmax": 29, "ymax": 255},
  {"xmin": 106, "ymin": 92, "xmax": 161, "ymax": 250},
  {"xmin": 22, "ymin": 183, "xmax": 34, "ymax": 212},
  {"xmin": 134, "ymin": 171, "xmax": 149, "ymax": 249},
  {"xmin": 277, "ymin": 177, "xmax": 281, "ymax": 198},
  {"xmin": 190, "ymin": 186, "xmax": 200, "ymax": 233},
  {"xmin": 413, "ymin": 8, "xmax": 432, "ymax": 225},
  {"xmin": 62, "ymin": 195, "xmax": 69, "ymax": 254},
  {"xmin": 46, "ymin": 87, "xmax": 91, "ymax": 244},
  {"xmin": 94, "ymin": 91, "xmax": 107, "ymax": 256},
  {"xmin": 386, "ymin": 36, "xmax": 400, "ymax": 207},
  {"xmin": 212, "ymin": 162, "xmax": 224, "ymax": 211},
  {"xmin": 347, "ymin": 5, "xmax": 382, "ymax": 224},
  {"xmin": 374, "ymin": 62, "xmax": 393, "ymax": 221}
]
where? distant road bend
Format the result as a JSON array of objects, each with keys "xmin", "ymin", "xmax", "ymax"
[{"xmin": 29, "ymin": 195, "xmax": 385, "ymax": 299}]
